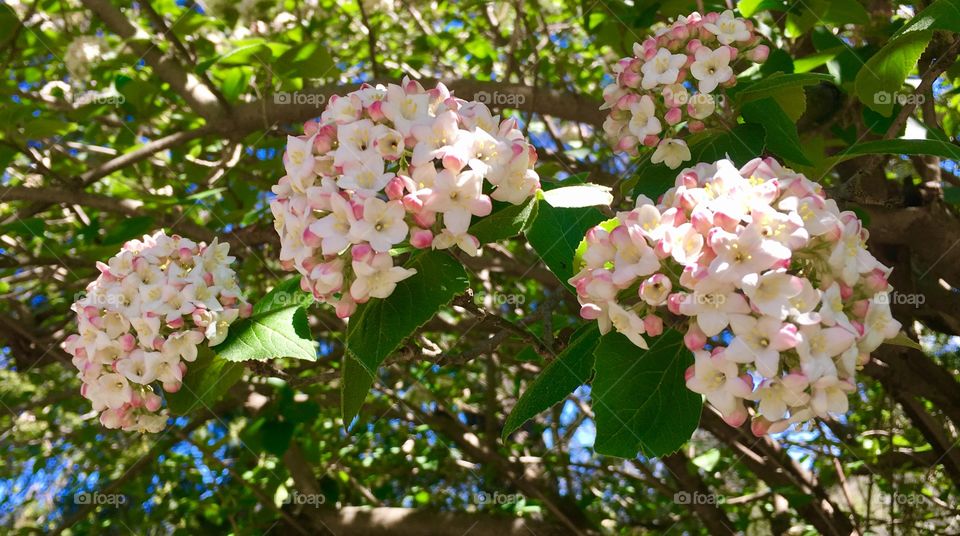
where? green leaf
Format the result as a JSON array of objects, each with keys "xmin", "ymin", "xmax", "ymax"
[
  {"xmin": 167, "ymin": 346, "xmax": 245, "ymax": 415},
  {"xmin": 855, "ymin": 0, "xmax": 960, "ymax": 113},
  {"xmin": 891, "ymin": 0, "xmax": 960, "ymax": 36},
  {"xmin": 827, "ymin": 139, "xmax": 960, "ymax": 167},
  {"xmin": 944, "ymin": 186, "xmax": 960, "ymax": 205},
  {"xmin": 275, "ymin": 42, "xmax": 335, "ymax": 79},
  {"xmin": 692, "ymin": 449, "xmax": 721, "ymax": 471},
  {"xmin": 687, "ymin": 124, "xmax": 767, "ymax": 165},
  {"xmin": 261, "ymin": 418, "xmax": 296, "ymax": 456},
  {"xmin": 786, "ymin": 0, "xmax": 828, "ymax": 38},
  {"xmin": 823, "ymin": 0, "xmax": 869, "ymax": 25},
  {"xmin": 884, "ymin": 332, "xmax": 923, "ymax": 351},
  {"xmin": 502, "ymin": 324, "xmax": 601, "ymax": 440},
  {"xmin": 734, "ymin": 72, "xmax": 834, "ymax": 104},
  {"xmin": 794, "ymin": 47, "xmax": 845, "ymax": 73},
  {"xmin": 772, "ymin": 85, "xmax": 808, "ymax": 122},
  {"xmin": 524, "ymin": 192, "xmax": 605, "ymax": 291},
  {"xmin": 345, "ymin": 251, "xmax": 469, "ymax": 375},
  {"xmin": 214, "ymin": 277, "xmax": 317, "ymax": 362},
  {"xmin": 341, "ymin": 353, "xmax": 377, "ymax": 427},
  {"xmin": 628, "ymin": 161, "xmax": 679, "ymax": 202},
  {"xmin": 592, "ymin": 330, "xmax": 702, "ymax": 458},
  {"xmin": 741, "ymin": 98, "xmax": 812, "ymax": 165},
  {"xmin": 102, "ymin": 216, "xmax": 155, "ymax": 245},
  {"xmin": 219, "ymin": 67, "xmax": 250, "ymax": 103},
  {"xmin": 0, "ymin": 217, "xmax": 45, "ymax": 239},
  {"xmin": 854, "ymin": 30, "xmax": 932, "ymax": 116},
  {"xmin": 468, "ymin": 195, "xmax": 538, "ymax": 244},
  {"xmin": 738, "ymin": 0, "xmax": 790, "ymax": 18},
  {"xmin": 196, "ymin": 39, "xmax": 272, "ymax": 72},
  {"xmin": 22, "ymin": 118, "xmax": 77, "ymax": 138}
]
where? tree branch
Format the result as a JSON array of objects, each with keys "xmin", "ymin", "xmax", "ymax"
[{"xmin": 79, "ymin": 0, "xmax": 225, "ymax": 120}]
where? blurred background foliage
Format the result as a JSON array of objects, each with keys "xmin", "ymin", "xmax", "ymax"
[{"xmin": 1, "ymin": 0, "xmax": 959, "ymax": 534}]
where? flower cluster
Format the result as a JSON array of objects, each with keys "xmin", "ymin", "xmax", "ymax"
[
  {"xmin": 570, "ymin": 157, "xmax": 901, "ymax": 434},
  {"xmin": 601, "ymin": 11, "xmax": 769, "ymax": 169},
  {"xmin": 271, "ymin": 78, "xmax": 540, "ymax": 318},
  {"xmin": 62, "ymin": 231, "xmax": 251, "ymax": 433}
]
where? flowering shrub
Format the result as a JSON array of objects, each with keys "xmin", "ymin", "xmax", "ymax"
[
  {"xmin": 62, "ymin": 231, "xmax": 251, "ymax": 432},
  {"xmin": 570, "ymin": 157, "xmax": 901, "ymax": 434},
  {"xmin": 270, "ymin": 78, "xmax": 540, "ymax": 318},
  {"xmin": 601, "ymin": 11, "xmax": 770, "ymax": 169}
]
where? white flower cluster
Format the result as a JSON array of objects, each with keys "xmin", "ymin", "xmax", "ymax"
[
  {"xmin": 62, "ymin": 231, "xmax": 251, "ymax": 433},
  {"xmin": 601, "ymin": 11, "xmax": 770, "ymax": 169},
  {"xmin": 570, "ymin": 157, "xmax": 901, "ymax": 434},
  {"xmin": 271, "ymin": 78, "xmax": 540, "ymax": 318}
]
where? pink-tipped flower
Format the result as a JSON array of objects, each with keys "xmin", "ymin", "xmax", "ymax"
[
  {"xmin": 643, "ymin": 314, "xmax": 664, "ymax": 337},
  {"xmin": 746, "ymin": 44, "xmax": 769, "ymax": 62},
  {"xmin": 410, "ymin": 228, "xmax": 434, "ymax": 249},
  {"xmin": 683, "ymin": 324, "xmax": 707, "ymax": 350},
  {"xmin": 664, "ymin": 107, "xmax": 683, "ymax": 125},
  {"xmin": 385, "ymin": 176, "xmax": 407, "ymax": 200}
]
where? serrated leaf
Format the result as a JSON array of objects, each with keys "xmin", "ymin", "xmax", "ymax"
[
  {"xmin": 855, "ymin": 0, "xmax": 960, "ymax": 113},
  {"xmin": 166, "ymin": 346, "xmax": 245, "ymax": 415},
  {"xmin": 592, "ymin": 330, "xmax": 701, "ymax": 458},
  {"xmin": 502, "ymin": 324, "xmax": 601, "ymax": 439},
  {"xmin": 214, "ymin": 277, "xmax": 317, "ymax": 362},
  {"xmin": 345, "ymin": 250, "xmax": 469, "ymax": 375},
  {"xmin": 855, "ymin": 30, "xmax": 931, "ymax": 116}
]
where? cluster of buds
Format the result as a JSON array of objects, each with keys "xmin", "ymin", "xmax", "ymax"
[
  {"xmin": 270, "ymin": 78, "xmax": 540, "ymax": 318},
  {"xmin": 62, "ymin": 231, "xmax": 251, "ymax": 433},
  {"xmin": 601, "ymin": 11, "xmax": 770, "ymax": 168},
  {"xmin": 570, "ymin": 158, "xmax": 901, "ymax": 434}
]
